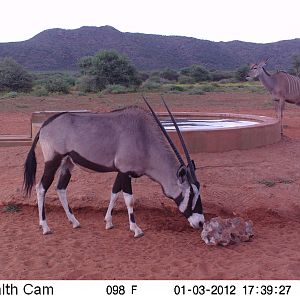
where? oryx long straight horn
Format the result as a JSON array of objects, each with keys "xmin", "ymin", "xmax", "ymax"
[
  {"xmin": 160, "ymin": 95, "xmax": 197, "ymax": 181},
  {"xmin": 142, "ymin": 95, "xmax": 184, "ymax": 166}
]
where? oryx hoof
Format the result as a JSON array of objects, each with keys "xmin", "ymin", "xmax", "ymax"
[
  {"xmin": 134, "ymin": 232, "xmax": 144, "ymax": 238},
  {"xmin": 71, "ymin": 219, "xmax": 81, "ymax": 229},
  {"xmin": 72, "ymin": 222, "xmax": 81, "ymax": 229},
  {"xmin": 105, "ymin": 223, "xmax": 114, "ymax": 230},
  {"xmin": 40, "ymin": 222, "xmax": 52, "ymax": 235},
  {"xmin": 42, "ymin": 229, "xmax": 52, "ymax": 235}
]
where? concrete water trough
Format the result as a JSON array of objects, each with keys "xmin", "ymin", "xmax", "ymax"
[
  {"xmin": 1, "ymin": 110, "xmax": 281, "ymax": 152},
  {"xmin": 158, "ymin": 112, "xmax": 281, "ymax": 153},
  {"xmin": 30, "ymin": 110, "xmax": 281, "ymax": 153}
]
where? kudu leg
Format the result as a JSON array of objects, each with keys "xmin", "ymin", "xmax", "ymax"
[
  {"xmin": 36, "ymin": 156, "xmax": 62, "ymax": 235},
  {"xmin": 56, "ymin": 157, "xmax": 80, "ymax": 229},
  {"xmin": 275, "ymin": 99, "xmax": 285, "ymax": 134},
  {"xmin": 280, "ymin": 99, "xmax": 285, "ymax": 135}
]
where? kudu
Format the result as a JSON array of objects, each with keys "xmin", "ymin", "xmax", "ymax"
[
  {"xmin": 247, "ymin": 59, "xmax": 300, "ymax": 134},
  {"xmin": 23, "ymin": 97, "xmax": 204, "ymax": 237}
]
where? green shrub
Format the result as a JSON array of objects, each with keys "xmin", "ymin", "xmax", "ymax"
[
  {"xmin": 188, "ymin": 87, "xmax": 205, "ymax": 95},
  {"xmin": 34, "ymin": 72, "xmax": 75, "ymax": 94},
  {"xmin": 291, "ymin": 54, "xmax": 300, "ymax": 76},
  {"xmin": 103, "ymin": 84, "xmax": 136, "ymax": 94},
  {"xmin": 235, "ymin": 65, "xmax": 250, "ymax": 81},
  {"xmin": 44, "ymin": 74, "xmax": 70, "ymax": 93},
  {"xmin": 141, "ymin": 79, "xmax": 161, "ymax": 91},
  {"xmin": 148, "ymin": 74, "xmax": 161, "ymax": 83},
  {"xmin": 76, "ymin": 75, "xmax": 98, "ymax": 93},
  {"xmin": 78, "ymin": 50, "xmax": 141, "ymax": 91},
  {"xmin": 169, "ymin": 85, "xmax": 186, "ymax": 92},
  {"xmin": 138, "ymin": 72, "xmax": 150, "ymax": 82},
  {"xmin": 0, "ymin": 91, "xmax": 18, "ymax": 99},
  {"xmin": 210, "ymin": 70, "xmax": 234, "ymax": 81},
  {"xmin": 32, "ymin": 85, "xmax": 49, "ymax": 97},
  {"xmin": 160, "ymin": 68, "xmax": 179, "ymax": 81},
  {"xmin": 178, "ymin": 75, "xmax": 195, "ymax": 84},
  {"xmin": 3, "ymin": 203, "xmax": 21, "ymax": 213},
  {"xmin": 219, "ymin": 78, "xmax": 238, "ymax": 84},
  {"xmin": 182, "ymin": 64, "xmax": 211, "ymax": 82},
  {"xmin": 201, "ymin": 83, "xmax": 220, "ymax": 92},
  {"xmin": 0, "ymin": 57, "xmax": 33, "ymax": 92}
]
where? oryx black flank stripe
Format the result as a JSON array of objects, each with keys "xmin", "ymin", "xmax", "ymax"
[{"xmin": 67, "ymin": 151, "xmax": 117, "ymax": 173}]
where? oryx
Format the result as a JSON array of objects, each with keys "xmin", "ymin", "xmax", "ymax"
[
  {"xmin": 23, "ymin": 97, "xmax": 204, "ymax": 237},
  {"xmin": 247, "ymin": 59, "xmax": 300, "ymax": 134}
]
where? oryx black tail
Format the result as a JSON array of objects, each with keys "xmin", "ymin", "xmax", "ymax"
[{"xmin": 23, "ymin": 132, "xmax": 40, "ymax": 197}]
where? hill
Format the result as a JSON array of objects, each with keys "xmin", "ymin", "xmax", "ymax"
[{"xmin": 0, "ymin": 26, "xmax": 299, "ymax": 71}]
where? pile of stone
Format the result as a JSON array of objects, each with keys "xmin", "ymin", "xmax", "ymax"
[{"xmin": 201, "ymin": 216, "xmax": 254, "ymax": 246}]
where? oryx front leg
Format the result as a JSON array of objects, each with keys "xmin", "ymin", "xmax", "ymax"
[
  {"xmin": 56, "ymin": 157, "xmax": 80, "ymax": 229},
  {"xmin": 56, "ymin": 189, "xmax": 80, "ymax": 229},
  {"xmin": 123, "ymin": 192, "xmax": 144, "ymax": 238},
  {"xmin": 104, "ymin": 192, "xmax": 119, "ymax": 230}
]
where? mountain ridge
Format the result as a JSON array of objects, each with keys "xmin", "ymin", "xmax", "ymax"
[{"xmin": 0, "ymin": 26, "xmax": 299, "ymax": 71}]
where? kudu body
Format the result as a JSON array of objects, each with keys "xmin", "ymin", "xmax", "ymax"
[
  {"xmin": 23, "ymin": 100, "xmax": 204, "ymax": 237},
  {"xmin": 247, "ymin": 60, "xmax": 300, "ymax": 134}
]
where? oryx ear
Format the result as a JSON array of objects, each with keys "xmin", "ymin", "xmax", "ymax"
[{"xmin": 177, "ymin": 165, "xmax": 187, "ymax": 183}]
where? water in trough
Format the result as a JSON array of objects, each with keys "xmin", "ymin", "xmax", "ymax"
[{"xmin": 162, "ymin": 119, "xmax": 259, "ymax": 131}]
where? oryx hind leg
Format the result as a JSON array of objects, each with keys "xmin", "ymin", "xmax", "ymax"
[
  {"xmin": 37, "ymin": 155, "xmax": 62, "ymax": 235},
  {"xmin": 56, "ymin": 156, "xmax": 80, "ymax": 229}
]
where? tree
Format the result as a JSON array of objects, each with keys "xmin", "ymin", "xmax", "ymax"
[
  {"xmin": 78, "ymin": 50, "xmax": 141, "ymax": 91},
  {"xmin": 0, "ymin": 57, "xmax": 33, "ymax": 92},
  {"xmin": 235, "ymin": 65, "xmax": 250, "ymax": 81},
  {"xmin": 189, "ymin": 65, "xmax": 211, "ymax": 82},
  {"xmin": 78, "ymin": 56, "xmax": 93, "ymax": 75},
  {"xmin": 291, "ymin": 54, "xmax": 300, "ymax": 76},
  {"xmin": 180, "ymin": 65, "xmax": 211, "ymax": 82},
  {"xmin": 160, "ymin": 68, "xmax": 179, "ymax": 81}
]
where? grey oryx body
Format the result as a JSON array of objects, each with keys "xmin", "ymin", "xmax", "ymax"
[
  {"xmin": 23, "ymin": 101, "xmax": 204, "ymax": 237},
  {"xmin": 247, "ymin": 59, "xmax": 300, "ymax": 134}
]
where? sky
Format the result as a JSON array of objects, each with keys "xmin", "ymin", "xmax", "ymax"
[{"xmin": 0, "ymin": 0, "xmax": 299, "ymax": 43}]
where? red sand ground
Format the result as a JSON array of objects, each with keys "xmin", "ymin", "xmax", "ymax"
[{"xmin": 0, "ymin": 92, "xmax": 300, "ymax": 279}]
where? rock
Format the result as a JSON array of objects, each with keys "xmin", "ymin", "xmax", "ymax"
[{"xmin": 201, "ymin": 216, "xmax": 253, "ymax": 246}]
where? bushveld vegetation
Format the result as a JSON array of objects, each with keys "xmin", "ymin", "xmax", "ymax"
[{"xmin": 0, "ymin": 50, "xmax": 299, "ymax": 98}]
